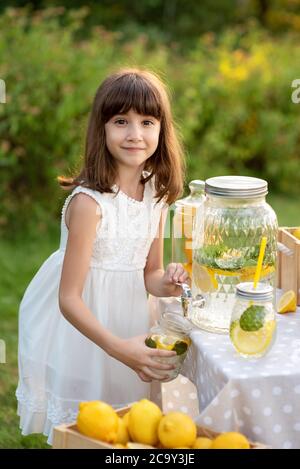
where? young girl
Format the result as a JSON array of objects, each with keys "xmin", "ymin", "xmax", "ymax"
[{"xmin": 16, "ymin": 68, "xmax": 189, "ymax": 445}]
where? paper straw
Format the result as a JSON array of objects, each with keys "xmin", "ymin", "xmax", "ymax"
[{"xmin": 253, "ymin": 236, "xmax": 267, "ymax": 289}]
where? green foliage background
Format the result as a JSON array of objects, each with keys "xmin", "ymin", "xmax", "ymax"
[{"xmin": 0, "ymin": 5, "xmax": 300, "ymax": 237}]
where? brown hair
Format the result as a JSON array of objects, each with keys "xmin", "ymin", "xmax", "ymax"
[{"xmin": 58, "ymin": 67, "xmax": 186, "ymax": 205}]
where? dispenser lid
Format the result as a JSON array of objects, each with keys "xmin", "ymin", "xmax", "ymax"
[{"xmin": 205, "ymin": 176, "xmax": 268, "ymax": 198}]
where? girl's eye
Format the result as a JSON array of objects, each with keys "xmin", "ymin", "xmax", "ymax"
[
  {"xmin": 113, "ymin": 119, "xmax": 155, "ymax": 126},
  {"xmin": 114, "ymin": 119, "xmax": 127, "ymax": 125}
]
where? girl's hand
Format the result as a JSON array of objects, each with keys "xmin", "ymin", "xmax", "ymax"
[
  {"xmin": 162, "ymin": 262, "xmax": 191, "ymax": 297},
  {"xmin": 116, "ymin": 335, "xmax": 177, "ymax": 382}
]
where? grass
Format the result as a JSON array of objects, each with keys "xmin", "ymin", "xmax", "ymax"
[
  {"xmin": 0, "ymin": 229, "xmax": 59, "ymax": 449},
  {"xmin": 0, "ymin": 193, "xmax": 299, "ymax": 448}
]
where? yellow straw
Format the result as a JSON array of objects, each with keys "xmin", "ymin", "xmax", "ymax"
[{"xmin": 253, "ymin": 236, "xmax": 267, "ymax": 289}]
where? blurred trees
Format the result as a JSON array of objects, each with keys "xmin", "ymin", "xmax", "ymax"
[
  {"xmin": 0, "ymin": 4, "xmax": 300, "ymax": 236},
  {"xmin": 2, "ymin": 1, "xmax": 300, "ymax": 49}
]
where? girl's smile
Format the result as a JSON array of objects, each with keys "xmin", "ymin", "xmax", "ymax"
[{"xmin": 121, "ymin": 147, "xmax": 147, "ymax": 151}]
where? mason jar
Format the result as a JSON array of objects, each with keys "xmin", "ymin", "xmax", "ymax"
[
  {"xmin": 145, "ymin": 311, "xmax": 193, "ymax": 382},
  {"xmin": 191, "ymin": 176, "xmax": 278, "ymax": 334},
  {"xmin": 230, "ymin": 282, "xmax": 276, "ymax": 358}
]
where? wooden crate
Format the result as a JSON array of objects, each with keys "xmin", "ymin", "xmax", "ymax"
[
  {"xmin": 277, "ymin": 227, "xmax": 300, "ymax": 305},
  {"xmin": 52, "ymin": 406, "xmax": 267, "ymax": 449}
]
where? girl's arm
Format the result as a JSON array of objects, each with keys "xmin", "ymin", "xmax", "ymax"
[
  {"xmin": 144, "ymin": 207, "xmax": 190, "ymax": 297},
  {"xmin": 59, "ymin": 193, "xmax": 118, "ymax": 353},
  {"xmin": 59, "ymin": 193, "xmax": 176, "ymax": 382}
]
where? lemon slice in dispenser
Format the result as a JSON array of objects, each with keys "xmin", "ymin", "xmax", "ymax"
[{"xmin": 192, "ymin": 263, "xmax": 218, "ymax": 293}]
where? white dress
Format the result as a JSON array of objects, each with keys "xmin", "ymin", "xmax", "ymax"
[{"xmin": 16, "ymin": 171, "xmax": 167, "ymax": 445}]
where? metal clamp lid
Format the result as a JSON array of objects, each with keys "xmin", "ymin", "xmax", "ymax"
[
  {"xmin": 205, "ymin": 176, "xmax": 268, "ymax": 199},
  {"xmin": 236, "ymin": 282, "xmax": 273, "ymax": 302}
]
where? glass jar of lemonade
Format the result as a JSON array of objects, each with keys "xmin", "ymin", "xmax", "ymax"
[
  {"xmin": 171, "ymin": 180, "xmax": 205, "ymax": 278},
  {"xmin": 191, "ymin": 176, "xmax": 278, "ymax": 334},
  {"xmin": 230, "ymin": 282, "xmax": 276, "ymax": 358},
  {"xmin": 145, "ymin": 311, "xmax": 193, "ymax": 382}
]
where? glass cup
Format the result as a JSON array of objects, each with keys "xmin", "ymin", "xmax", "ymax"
[
  {"xmin": 145, "ymin": 311, "xmax": 193, "ymax": 382},
  {"xmin": 230, "ymin": 282, "xmax": 276, "ymax": 358}
]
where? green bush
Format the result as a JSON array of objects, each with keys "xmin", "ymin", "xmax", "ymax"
[
  {"xmin": 174, "ymin": 26, "xmax": 300, "ymax": 194},
  {"xmin": 0, "ymin": 7, "xmax": 171, "ymax": 236},
  {"xmin": 0, "ymin": 9, "xmax": 300, "ymax": 236}
]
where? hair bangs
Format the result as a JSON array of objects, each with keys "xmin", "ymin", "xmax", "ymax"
[{"xmin": 102, "ymin": 74, "xmax": 162, "ymax": 122}]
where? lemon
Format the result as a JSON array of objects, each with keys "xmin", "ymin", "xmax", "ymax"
[
  {"xmin": 158, "ymin": 412, "xmax": 197, "ymax": 449},
  {"xmin": 128, "ymin": 399, "xmax": 162, "ymax": 446},
  {"xmin": 193, "ymin": 437, "xmax": 213, "ymax": 449},
  {"xmin": 126, "ymin": 442, "xmax": 156, "ymax": 449},
  {"xmin": 292, "ymin": 228, "xmax": 300, "ymax": 240},
  {"xmin": 77, "ymin": 401, "xmax": 119, "ymax": 443},
  {"xmin": 145, "ymin": 336, "xmax": 157, "ymax": 348},
  {"xmin": 116, "ymin": 417, "xmax": 129, "ymax": 445},
  {"xmin": 173, "ymin": 339, "xmax": 190, "ymax": 356},
  {"xmin": 122, "ymin": 411, "xmax": 130, "ymax": 428},
  {"xmin": 230, "ymin": 320, "xmax": 276, "ymax": 356},
  {"xmin": 277, "ymin": 290, "xmax": 297, "ymax": 313},
  {"xmin": 193, "ymin": 263, "xmax": 218, "ymax": 293},
  {"xmin": 155, "ymin": 335, "xmax": 177, "ymax": 351},
  {"xmin": 148, "ymin": 335, "xmax": 190, "ymax": 354},
  {"xmin": 211, "ymin": 432, "xmax": 250, "ymax": 449}
]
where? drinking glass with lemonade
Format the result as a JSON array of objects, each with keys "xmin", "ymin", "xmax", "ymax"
[
  {"xmin": 230, "ymin": 282, "xmax": 276, "ymax": 358},
  {"xmin": 145, "ymin": 311, "xmax": 193, "ymax": 381}
]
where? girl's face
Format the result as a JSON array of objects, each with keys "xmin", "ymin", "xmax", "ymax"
[{"xmin": 105, "ymin": 109, "xmax": 161, "ymax": 170}]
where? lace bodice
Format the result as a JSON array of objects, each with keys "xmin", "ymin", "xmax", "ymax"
[{"xmin": 59, "ymin": 172, "xmax": 168, "ymax": 271}]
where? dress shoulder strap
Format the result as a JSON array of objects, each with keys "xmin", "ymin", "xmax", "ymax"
[{"xmin": 61, "ymin": 185, "xmax": 103, "ymax": 229}]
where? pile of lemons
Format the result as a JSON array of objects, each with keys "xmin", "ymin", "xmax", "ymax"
[{"xmin": 77, "ymin": 399, "xmax": 250, "ymax": 449}]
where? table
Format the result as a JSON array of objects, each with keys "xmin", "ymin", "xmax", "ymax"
[{"xmin": 155, "ymin": 295, "xmax": 300, "ymax": 449}]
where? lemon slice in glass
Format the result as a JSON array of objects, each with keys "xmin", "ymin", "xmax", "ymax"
[
  {"xmin": 277, "ymin": 290, "xmax": 297, "ymax": 314},
  {"xmin": 230, "ymin": 320, "xmax": 276, "ymax": 356},
  {"xmin": 153, "ymin": 335, "xmax": 177, "ymax": 351}
]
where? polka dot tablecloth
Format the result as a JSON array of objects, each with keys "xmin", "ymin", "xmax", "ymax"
[{"xmin": 155, "ymin": 294, "xmax": 300, "ymax": 449}]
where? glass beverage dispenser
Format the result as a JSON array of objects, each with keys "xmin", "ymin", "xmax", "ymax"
[{"xmin": 190, "ymin": 176, "xmax": 278, "ymax": 334}]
